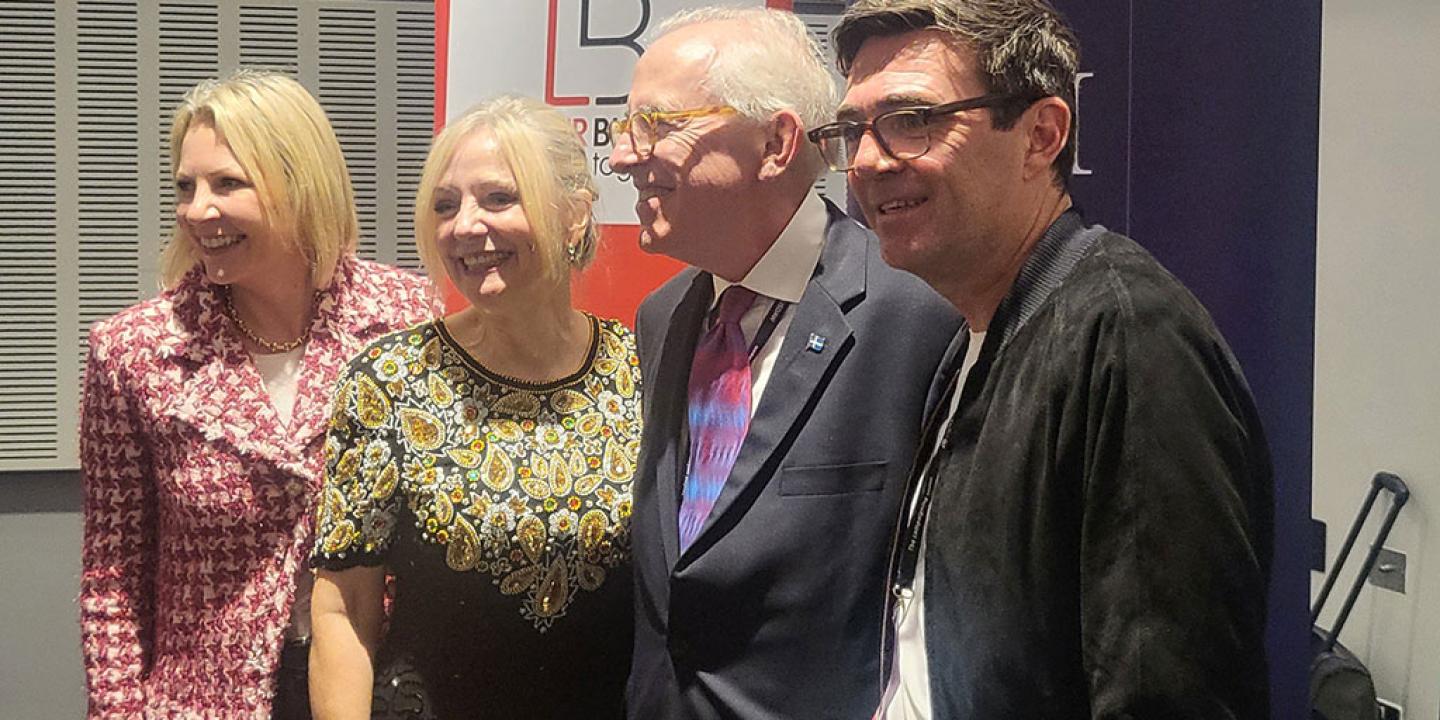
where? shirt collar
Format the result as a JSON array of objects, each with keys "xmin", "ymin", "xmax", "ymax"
[{"xmin": 711, "ymin": 191, "xmax": 827, "ymax": 308}]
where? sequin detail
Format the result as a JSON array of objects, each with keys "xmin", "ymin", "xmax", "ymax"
[{"xmin": 312, "ymin": 317, "xmax": 641, "ymax": 631}]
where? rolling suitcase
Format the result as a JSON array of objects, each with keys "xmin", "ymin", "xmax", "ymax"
[{"xmin": 1309, "ymin": 471, "xmax": 1410, "ymax": 720}]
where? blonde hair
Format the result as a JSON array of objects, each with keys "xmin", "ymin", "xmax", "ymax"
[
  {"xmin": 161, "ymin": 68, "xmax": 359, "ymax": 289},
  {"xmin": 414, "ymin": 96, "xmax": 599, "ymax": 291}
]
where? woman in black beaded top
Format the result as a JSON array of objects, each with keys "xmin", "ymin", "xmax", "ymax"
[{"xmin": 309, "ymin": 96, "xmax": 641, "ymax": 720}]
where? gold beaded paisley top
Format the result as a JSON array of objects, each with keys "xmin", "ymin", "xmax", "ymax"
[{"xmin": 311, "ymin": 315, "xmax": 641, "ymax": 638}]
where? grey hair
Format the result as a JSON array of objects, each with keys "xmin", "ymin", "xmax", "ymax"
[
  {"xmin": 651, "ymin": 6, "xmax": 837, "ymax": 176},
  {"xmin": 833, "ymin": 0, "xmax": 1080, "ymax": 186}
]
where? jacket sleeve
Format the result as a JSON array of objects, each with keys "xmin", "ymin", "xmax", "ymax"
[
  {"xmin": 77, "ymin": 328, "xmax": 157, "ymax": 718},
  {"xmin": 1079, "ymin": 306, "xmax": 1273, "ymax": 720}
]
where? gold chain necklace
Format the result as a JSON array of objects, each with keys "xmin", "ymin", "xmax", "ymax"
[{"xmin": 223, "ymin": 289, "xmax": 311, "ymax": 353}]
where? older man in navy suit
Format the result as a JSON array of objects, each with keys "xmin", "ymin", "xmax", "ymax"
[{"xmin": 608, "ymin": 7, "xmax": 958, "ymax": 720}]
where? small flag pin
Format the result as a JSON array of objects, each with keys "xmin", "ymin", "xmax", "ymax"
[{"xmin": 807, "ymin": 333, "xmax": 827, "ymax": 353}]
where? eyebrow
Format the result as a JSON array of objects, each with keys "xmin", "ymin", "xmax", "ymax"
[
  {"xmin": 435, "ymin": 178, "xmax": 517, "ymax": 195},
  {"xmin": 173, "ymin": 166, "xmax": 247, "ymax": 180},
  {"xmin": 630, "ymin": 103, "xmax": 701, "ymax": 116},
  {"xmin": 836, "ymin": 94, "xmax": 940, "ymax": 122}
]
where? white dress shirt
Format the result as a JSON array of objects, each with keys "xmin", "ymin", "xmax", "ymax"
[{"xmin": 708, "ymin": 192, "xmax": 827, "ymax": 414}]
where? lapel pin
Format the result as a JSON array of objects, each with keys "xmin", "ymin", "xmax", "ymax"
[{"xmin": 807, "ymin": 333, "xmax": 826, "ymax": 353}]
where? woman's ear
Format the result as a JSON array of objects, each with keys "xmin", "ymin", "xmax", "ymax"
[
  {"xmin": 571, "ymin": 191, "xmax": 594, "ymax": 239},
  {"xmin": 564, "ymin": 191, "xmax": 596, "ymax": 263}
]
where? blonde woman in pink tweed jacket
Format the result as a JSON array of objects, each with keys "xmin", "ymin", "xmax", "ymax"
[{"xmin": 78, "ymin": 69, "xmax": 435, "ymax": 719}]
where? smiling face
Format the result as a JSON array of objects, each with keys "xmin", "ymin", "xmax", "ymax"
[
  {"xmin": 607, "ymin": 23, "xmax": 766, "ymax": 277},
  {"xmin": 174, "ymin": 122, "xmax": 304, "ymax": 289},
  {"xmin": 431, "ymin": 129, "xmax": 545, "ymax": 306},
  {"xmin": 841, "ymin": 29, "xmax": 1031, "ymax": 291}
]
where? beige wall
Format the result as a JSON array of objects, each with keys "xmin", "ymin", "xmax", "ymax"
[{"xmin": 1312, "ymin": 1, "xmax": 1440, "ymax": 718}]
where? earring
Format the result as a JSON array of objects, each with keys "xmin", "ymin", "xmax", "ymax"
[{"xmin": 566, "ymin": 243, "xmax": 580, "ymax": 264}]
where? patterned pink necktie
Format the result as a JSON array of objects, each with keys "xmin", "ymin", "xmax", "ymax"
[{"xmin": 678, "ymin": 285, "xmax": 758, "ymax": 552}]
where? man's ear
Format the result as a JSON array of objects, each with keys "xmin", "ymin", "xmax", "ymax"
[
  {"xmin": 1022, "ymin": 97, "xmax": 1070, "ymax": 181},
  {"xmin": 759, "ymin": 109, "xmax": 805, "ymax": 181}
]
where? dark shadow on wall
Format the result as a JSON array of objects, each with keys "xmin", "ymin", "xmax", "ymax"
[
  {"xmin": 0, "ymin": 470, "xmax": 86, "ymax": 720},
  {"xmin": 0, "ymin": 470, "xmax": 82, "ymax": 514}
]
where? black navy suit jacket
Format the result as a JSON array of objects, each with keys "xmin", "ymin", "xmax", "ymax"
[{"xmin": 627, "ymin": 200, "xmax": 960, "ymax": 720}]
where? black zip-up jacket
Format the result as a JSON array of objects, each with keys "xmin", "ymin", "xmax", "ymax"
[{"xmin": 899, "ymin": 210, "xmax": 1273, "ymax": 719}]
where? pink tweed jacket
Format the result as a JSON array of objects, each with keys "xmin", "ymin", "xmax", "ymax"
[{"xmin": 79, "ymin": 256, "xmax": 436, "ymax": 719}]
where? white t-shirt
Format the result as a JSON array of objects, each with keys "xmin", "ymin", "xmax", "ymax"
[{"xmin": 879, "ymin": 330, "xmax": 986, "ymax": 720}]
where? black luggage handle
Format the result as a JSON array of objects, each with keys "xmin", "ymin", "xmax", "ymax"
[
  {"xmin": 1310, "ymin": 471, "xmax": 1410, "ymax": 652},
  {"xmin": 1372, "ymin": 472, "xmax": 1410, "ymax": 504}
]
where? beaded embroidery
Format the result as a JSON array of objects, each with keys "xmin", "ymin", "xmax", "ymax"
[{"xmin": 314, "ymin": 316, "xmax": 641, "ymax": 631}]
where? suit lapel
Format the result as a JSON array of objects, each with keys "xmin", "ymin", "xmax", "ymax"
[
  {"xmin": 651, "ymin": 271, "xmax": 713, "ymax": 567},
  {"xmin": 680, "ymin": 207, "xmax": 865, "ymax": 560}
]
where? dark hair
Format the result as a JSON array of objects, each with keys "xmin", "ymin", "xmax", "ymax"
[{"xmin": 833, "ymin": 0, "xmax": 1081, "ymax": 186}]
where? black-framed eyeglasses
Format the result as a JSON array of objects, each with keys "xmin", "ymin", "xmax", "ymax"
[
  {"xmin": 613, "ymin": 106, "xmax": 738, "ymax": 159},
  {"xmin": 807, "ymin": 93, "xmax": 1032, "ymax": 172}
]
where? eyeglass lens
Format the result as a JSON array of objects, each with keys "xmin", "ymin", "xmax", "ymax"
[
  {"xmin": 819, "ymin": 110, "xmax": 932, "ymax": 172},
  {"xmin": 626, "ymin": 115, "xmax": 656, "ymax": 156}
]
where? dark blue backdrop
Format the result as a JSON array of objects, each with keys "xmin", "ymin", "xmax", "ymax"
[{"xmin": 1052, "ymin": 2, "xmax": 1320, "ymax": 717}]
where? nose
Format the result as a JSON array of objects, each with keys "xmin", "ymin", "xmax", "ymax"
[
  {"xmin": 452, "ymin": 197, "xmax": 488, "ymax": 238},
  {"xmin": 181, "ymin": 182, "xmax": 220, "ymax": 224},
  {"xmin": 608, "ymin": 131, "xmax": 642, "ymax": 175},
  {"xmin": 848, "ymin": 128, "xmax": 902, "ymax": 178}
]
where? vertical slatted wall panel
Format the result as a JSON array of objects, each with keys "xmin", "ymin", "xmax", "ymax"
[
  {"xmin": 155, "ymin": 3, "xmax": 220, "ymax": 266},
  {"xmin": 239, "ymin": 5, "xmax": 300, "ymax": 74},
  {"xmin": 0, "ymin": 1, "xmax": 61, "ymax": 462},
  {"xmin": 392, "ymin": 6, "xmax": 434, "ymax": 269},
  {"xmin": 76, "ymin": 1, "xmax": 142, "ymax": 364},
  {"xmin": 317, "ymin": 6, "xmax": 380, "ymax": 260},
  {"xmin": 0, "ymin": 0, "xmax": 434, "ymax": 471}
]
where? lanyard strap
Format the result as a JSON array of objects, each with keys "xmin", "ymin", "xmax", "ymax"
[
  {"xmin": 746, "ymin": 297, "xmax": 790, "ymax": 364},
  {"xmin": 891, "ymin": 354, "xmax": 966, "ymax": 598}
]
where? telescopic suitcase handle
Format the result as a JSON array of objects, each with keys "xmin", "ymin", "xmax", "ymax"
[{"xmin": 1310, "ymin": 471, "xmax": 1410, "ymax": 653}]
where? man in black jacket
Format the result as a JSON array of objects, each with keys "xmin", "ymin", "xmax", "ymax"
[{"xmin": 812, "ymin": 1, "xmax": 1274, "ymax": 717}]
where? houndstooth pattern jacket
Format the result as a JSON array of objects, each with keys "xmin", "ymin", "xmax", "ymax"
[{"xmin": 78, "ymin": 256, "xmax": 435, "ymax": 719}]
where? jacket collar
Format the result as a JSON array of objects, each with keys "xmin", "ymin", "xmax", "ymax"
[
  {"xmin": 809, "ymin": 197, "xmax": 869, "ymax": 309},
  {"xmin": 987, "ymin": 208, "xmax": 1102, "ymax": 352},
  {"xmin": 156, "ymin": 256, "xmax": 383, "ymax": 476},
  {"xmin": 932, "ymin": 209, "xmax": 1106, "ymax": 400}
]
